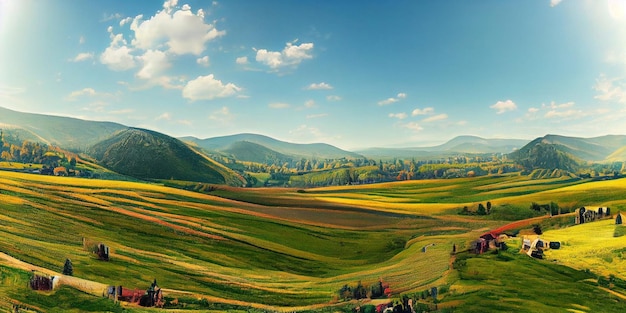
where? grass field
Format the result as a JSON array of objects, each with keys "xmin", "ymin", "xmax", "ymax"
[{"xmin": 1, "ymin": 171, "xmax": 626, "ymax": 311}]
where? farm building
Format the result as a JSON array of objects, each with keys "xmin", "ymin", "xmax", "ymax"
[
  {"xmin": 29, "ymin": 273, "xmax": 58, "ymax": 291},
  {"xmin": 617, "ymin": 212, "xmax": 623, "ymax": 225},
  {"xmin": 107, "ymin": 279, "xmax": 163, "ymax": 307},
  {"xmin": 520, "ymin": 235, "xmax": 560, "ymax": 259},
  {"xmin": 575, "ymin": 206, "xmax": 611, "ymax": 224}
]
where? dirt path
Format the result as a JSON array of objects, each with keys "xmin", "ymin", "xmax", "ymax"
[{"xmin": 0, "ymin": 252, "xmax": 107, "ymax": 296}]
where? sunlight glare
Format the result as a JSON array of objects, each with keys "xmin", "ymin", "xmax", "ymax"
[{"xmin": 608, "ymin": 0, "xmax": 626, "ymax": 20}]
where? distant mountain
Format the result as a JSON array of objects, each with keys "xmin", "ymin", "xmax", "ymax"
[
  {"xmin": 221, "ymin": 141, "xmax": 294, "ymax": 164},
  {"xmin": 526, "ymin": 134, "xmax": 626, "ymax": 162},
  {"xmin": 89, "ymin": 128, "xmax": 238, "ymax": 184},
  {"xmin": 0, "ymin": 106, "xmax": 127, "ymax": 151},
  {"xmin": 182, "ymin": 133, "xmax": 363, "ymax": 160},
  {"xmin": 357, "ymin": 136, "xmax": 528, "ymax": 159}
]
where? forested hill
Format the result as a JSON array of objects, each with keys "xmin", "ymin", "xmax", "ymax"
[
  {"xmin": 182, "ymin": 133, "xmax": 363, "ymax": 160},
  {"xmin": 0, "ymin": 106, "xmax": 127, "ymax": 151},
  {"xmin": 88, "ymin": 128, "xmax": 239, "ymax": 184}
]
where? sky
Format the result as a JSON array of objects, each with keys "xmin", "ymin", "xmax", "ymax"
[{"xmin": 1, "ymin": 0, "xmax": 626, "ymax": 150}]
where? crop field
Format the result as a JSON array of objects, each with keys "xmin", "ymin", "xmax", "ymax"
[{"xmin": 1, "ymin": 171, "xmax": 626, "ymax": 311}]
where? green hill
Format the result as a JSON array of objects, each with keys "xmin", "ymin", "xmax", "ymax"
[
  {"xmin": 221, "ymin": 140, "xmax": 293, "ymax": 164},
  {"xmin": 182, "ymin": 133, "xmax": 363, "ymax": 160},
  {"xmin": 0, "ymin": 106, "xmax": 127, "ymax": 151},
  {"xmin": 509, "ymin": 137, "xmax": 581, "ymax": 172},
  {"xmin": 88, "ymin": 128, "xmax": 230, "ymax": 184},
  {"xmin": 533, "ymin": 134, "xmax": 626, "ymax": 162}
]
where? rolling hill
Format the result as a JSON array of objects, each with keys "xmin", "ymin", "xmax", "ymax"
[
  {"xmin": 523, "ymin": 134, "xmax": 626, "ymax": 162},
  {"xmin": 0, "ymin": 106, "xmax": 127, "ymax": 151},
  {"xmin": 88, "ymin": 128, "xmax": 238, "ymax": 184},
  {"xmin": 182, "ymin": 133, "xmax": 364, "ymax": 160},
  {"xmin": 221, "ymin": 140, "xmax": 294, "ymax": 164}
]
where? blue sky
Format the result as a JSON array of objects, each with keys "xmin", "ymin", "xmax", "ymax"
[{"xmin": 1, "ymin": 0, "xmax": 626, "ymax": 150}]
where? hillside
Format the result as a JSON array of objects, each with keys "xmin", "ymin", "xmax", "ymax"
[
  {"xmin": 182, "ymin": 133, "xmax": 363, "ymax": 160},
  {"xmin": 0, "ymin": 106, "xmax": 127, "ymax": 151},
  {"xmin": 529, "ymin": 134, "xmax": 626, "ymax": 162},
  {"xmin": 357, "ymin": 136, "xmax": 528, "ymax": 159},
  {"xmin": 221, "ymin": 140, "xmax": 293, "ymax": 164},
  {"xmin": 88, "ymin": 128, "xmax": 231, "ymax": 184}
]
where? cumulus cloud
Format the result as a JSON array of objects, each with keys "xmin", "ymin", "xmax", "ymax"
[
  {"xmin": 130, "ymin": 4, "xmax": 225, "ymax": 55},
  {"xmin": 544, "ymin": 109, "xmax": 584, "ymax": 118},
  {"xmin": 594, "ymin": 74, "xmax": 626, "ymax": 104},
  {"xmin": 255, "ymin": 41, "xmax": 314, "ymax": 69},
  {"xmin": 100, "ymin": 29, "xmax": 136, "ymax": 71},
  {"xmin": 411, "ymin": 107, "xmax": 434, "ymax": 116},
  {"xmin": 306, "ymin": 82, "xmax": 333, "ymax": 90},
  {"xmin": 388, "ymin": 112, "xmax": 408, "ymax": 120},
  {"xmin": 72, "ymin": 52, "xmax": 94, "ymax": 62},
  {"xmin": 269, "ymin": 102, "xmax": 290, "ymax": 109},
  {"xmin": 196, "ymin": 55, "xmax": 210, "ymax": 66},
  {"xmin": 236, "ymin": 56, "xmax": 248, "ymax": 64},
  {"xmin": 377, "ymin": 93, "xmax": 407, "ymax": 106},
  {"xmin": 120, "ymin": 17, "xmax": 133, "ymax": 26},
  {"xmin": 326, "ymin": 95, "xmax": 342, "ymax": 101},
  {"xmin": 137, "ymin": 49, "xmax": 170, "ymax": 80},
  {"xmin": 423, "ymin": 113, "xmax": 448, "ymax": 122},
  {"xmin": 182, "ymin": 74, "xmax": 241, "ymax": 101},
  {"xmin": 490, "ymin": 99, "xmax": 517, "ymax": 114}
]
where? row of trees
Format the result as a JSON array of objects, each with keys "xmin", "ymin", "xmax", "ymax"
[{"xmin": 338, "ymin": 280, "xmax": 390, "ymax": 301}]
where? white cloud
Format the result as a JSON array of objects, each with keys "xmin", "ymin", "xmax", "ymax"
[
  {"xmin": 289, "ymin": 124, "xmax": 324, "ymax": 141},
  {"xmin": 306, "ymin": 82, "xmax": 333, "ymax": 90},
  {"xmin": 120, "ymin": 17, "xmax": 133, "ymax": 26},
  {"xmin": 305, "ymin": 99, "xmax": 316, "ymax": 108},
  {"xmin": 377, "ymin": 92, "xmax": 406, "ymax": 106},
  {"xmin": 255, "ymin": 41, "xmax": 314, "ymax": 69},
  {"xmin": 544, "ymin": 109, "xmax": 584, "ymax": 118},
  {"xmin": 66, "ymin": 88, "xmax": 115, "ymax": 101},
  {"xmin": 102, "ymin": 13, "xmax": 123, "ymax": 22},
  {"xmin": 196, "ymin": 55, "xmax": 210, "ymax": 66},
  {"xmin": 130, "ymin": 3, "xmax": 225, "ymax": 56},
  {"xmin": 490, "ymin": 99, "xmax": 517, "ymax": 114},
  {"xmin": 236, "ymin": 56, "xmax": 248, "ymax": 64},
  {"xmin": 269, "ymin": 102, "xmax": 290, "ymax": 109},
  {"xmin": 388, "ymin": 112, "xmax": 408, "ymax": 120},
  {"xmin": 550, "ymin": 0, "xmax": 563, "ymax": 7},
  {"xmin": 528, "ymin": 107, "xmax": 539, "ymax": 113},
  {"xmin": 378, "ymin": 98, "xmax": 398, "ymax": 106},
  {"xmin": 307, "ymin": 113, "xmax": 328, "ymax": 119},
  {"xmin": 209, "ymin": 106, "xmax": 233, "ymax": 123},
  {"xmin": 411, "ymin": 107, "xmax": 434, "ymax": 116},
  {"xmin": 71, "ymin": 52, "xmax": 94, "ymax": 62},
  {"xmin": 156, "ymin": 112, "xmax": 171, "ymax": 120},
  {"xmin": 137, "ymin": 49, "xmax": 170, "ymax": 80},
  {"xmin": 594, "ymin": 74, "xmax": 626, "ymax": 104},
  {"xmin": 403, "ymin": 122, "xmax": 423, "ymax": 132},
  {"xmin": 423, "ymin": 113, "xmax": 448, "ymax": 122},
  {"xmin": 182, "ymin": 74, "xmax": 241, "ymax": 101},
  {"xmin": 326, "ymin": 95, "xmax": 342, "ymax": 101},
  {"xmin": 100, "ymin": 30, "xmax": 136, "ymax": 71}
]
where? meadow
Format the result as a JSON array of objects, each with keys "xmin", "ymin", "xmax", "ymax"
[{"xmin": 0, "ymin": 171, "xmax": 625, "ymax": 311}]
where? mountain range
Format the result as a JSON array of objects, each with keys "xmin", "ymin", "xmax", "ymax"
[{"xmin": 2, "ymin": 106, "xmax": 626, "ymax": 184}]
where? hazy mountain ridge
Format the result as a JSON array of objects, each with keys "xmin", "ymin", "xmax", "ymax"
[
  {"xmin": 0, "ymin": 106, "xmax": 127, "ymax": 151},
  {"xmin": 182, "ymin": 133, "xmax": 364, "ymax": 160}
]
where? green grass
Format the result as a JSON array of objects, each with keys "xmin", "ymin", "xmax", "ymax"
[{"xmin": 2, "ymin": 171, "xmax": 626, "ymax": 311}]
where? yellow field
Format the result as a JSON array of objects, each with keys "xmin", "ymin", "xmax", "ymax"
[{"xmin": 541, "ymin": 219, "xmax": 626, "ymax": 279}]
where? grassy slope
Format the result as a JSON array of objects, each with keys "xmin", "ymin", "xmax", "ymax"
[{"xmin": 1, "ymin": 171, "xmax": 626, "ymax": 311}]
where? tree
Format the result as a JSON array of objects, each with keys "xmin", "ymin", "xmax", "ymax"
[
  {"xmin": 533, "ymin": 224, "xmax": 543, "ymax": 235},
  {"xmin": 486, "ymin": 201, "xmax": 492, "ymax": 214},
  {"xmin": 477, "ymin": 203, "xmax": 486, "ymax": 215},
  {"xmin": 63, "ymin": 258, "xmax": 73, "ymax": 276}
]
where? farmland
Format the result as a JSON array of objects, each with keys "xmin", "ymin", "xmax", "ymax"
[{"xmin": 0, "ymin": 171, "xmax": 625, "ymax": 311}]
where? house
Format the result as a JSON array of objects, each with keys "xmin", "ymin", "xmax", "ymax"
[{"xmin": 575, "ymin": 206, "xmax": 611, "ymax": 224}]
